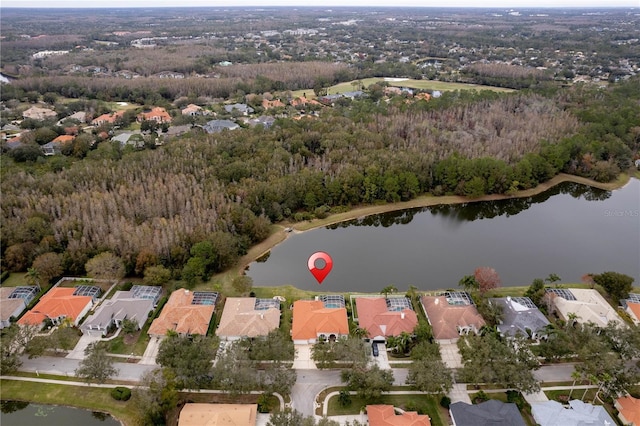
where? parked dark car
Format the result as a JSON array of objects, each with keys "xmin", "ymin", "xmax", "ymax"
[{"xmin": 372, "ymin": 343, "xmax": 379, "ymax": 357}]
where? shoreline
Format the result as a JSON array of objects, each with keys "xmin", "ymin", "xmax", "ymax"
[{"xmin": 233, "ymin": 172, "xmax": 632, "ymax": 277}]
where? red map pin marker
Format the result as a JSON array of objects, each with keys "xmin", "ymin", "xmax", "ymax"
[{"xmin": 308, "ymin": 251, "xmax": 333, "ymax": 285}]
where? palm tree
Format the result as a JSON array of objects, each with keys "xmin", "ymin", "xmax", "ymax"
[
  {"xmin": 406, "ymin": 285, "xmax": 419, "ymax": 302},
  {"xmin": 380, "ymin": 285, "xmax": 398, "ymax": 298},
  {"xmin": 25, "ymin": 267, "xmax": 40, "ymax": 287},
  {"xmin": 566, "ymin": 312, "xmax": 580, "ymax": 330},
  {"xmin": 568, "ymin": 370, "xmax": 582, "ymax": 399},
  {"xmin": 397, "ymin": 331, "xmax": 413, "ymax": 355},
  {"xmin": 352, "ymin": 327, "xmax": 369, "ymax": 339}
]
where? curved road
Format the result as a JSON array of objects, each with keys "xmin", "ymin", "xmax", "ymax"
[{"xmin": 16, "ymin": 356, "xmax": 577, "ymax": 417}]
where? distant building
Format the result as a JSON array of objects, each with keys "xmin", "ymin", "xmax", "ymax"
[
  {"xmin": 201, "ymin": 119, "xmax": 240, "ymax": 133},
  {"xmin": 224, "ymin": 103, "xmax": 254, "ymax": 115},
  {"xmin": 181, "ymin": 104, "xmax": 203, "ymax": 116},
  {"xmin": 137, "ymin": 107, "xmax": 172, "ymax": 124},
  {"xmin": 0, "ymin": 286, "xmax": 39, "ymax": 329},
  {"xmin": 22, "ymin": 106, "xmax": 57, "ymax": 121}
]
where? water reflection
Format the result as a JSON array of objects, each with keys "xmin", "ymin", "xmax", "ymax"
[
  {"xmin": 1, "ymin": 400, "xmax": 29, "ymax": 414},
  {"xmin": 329, "ymin": 182, "xmax": 612, "ymax": 228}
]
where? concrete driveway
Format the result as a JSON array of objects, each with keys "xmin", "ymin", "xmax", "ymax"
[
  {"xmin": 373, "ymin": 343, "xmax": 391, "ymax": 369},
  {"xmin": 292, "ymin": 344, "xmax": 317, "ymax": 369},
  {"xmin": 439, "ymin": 341, "xmax": 463, "ymax": 368},
  {"xmin": 140, "ymin": 336, "xmax": 163, "ymax": 365},
  {"xmin": 66, "ymin": 334, "xmax": 101, "ymax": 360}
]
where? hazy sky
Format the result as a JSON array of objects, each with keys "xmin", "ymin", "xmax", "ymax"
[{"xmin": 1, "ymin": 0, "xmax": 638, "ymax": 8}]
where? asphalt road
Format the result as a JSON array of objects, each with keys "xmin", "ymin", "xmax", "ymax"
[
  {"xmin": 19, "ymin": 355, "xmax": 157, "ymax": 381},
  {"xmin": 17, "ymin": 355, "xmax": 577, "ymax": 418}
]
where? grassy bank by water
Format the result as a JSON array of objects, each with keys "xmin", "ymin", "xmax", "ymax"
[{"xmin": 0, "ymin": 380, "xmax": 134, "ymax": 426}]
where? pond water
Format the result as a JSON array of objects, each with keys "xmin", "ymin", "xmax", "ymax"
[
  {"xmin": 0, "ymin": 401, "xmax": 120, "ymax": 426},
  {"xmin": 247, "ymin": 179, "xmax": 640, "ymax": 293}
]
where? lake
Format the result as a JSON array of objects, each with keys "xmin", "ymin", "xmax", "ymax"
[
  {"xmin": 0, "ymin": 401, "xmax": 120, "ymax": 426},
  {"xmin": 247, "ymin": 179, "xmax": 640, "ymax": 293}
]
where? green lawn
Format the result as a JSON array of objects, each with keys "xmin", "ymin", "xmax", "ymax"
[
  {"xmin": 327, "ymin": 392, "xmax": 448, "ymax": 426},
  {"xmin": 0, "ymin": 379, "xmax": 136, "ymax": 426},
  {"xmin": 290, "ymin": 78, "xmax": 514, "ymax": 99},
  {"xmin": 1, "ymin": 273, "xmax": 28, "ymax": 287}
]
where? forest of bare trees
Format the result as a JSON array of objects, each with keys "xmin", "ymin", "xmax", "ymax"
[{"xmin": 9, "ymin": 61, "xmax": 350, "ymax": 102}]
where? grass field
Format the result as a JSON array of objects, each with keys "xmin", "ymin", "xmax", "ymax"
[
  {"xmin": 290, "ymin": 77, "xmax": 515, "ymax": 99},
  {"xmin": 0, "ymin": 379, "xmax": 136, "ymax": 426}
]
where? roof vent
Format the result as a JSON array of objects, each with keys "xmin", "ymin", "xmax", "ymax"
[{"xmin": 435, "ymin": 298, "xmax": 439, "ymax": 305}]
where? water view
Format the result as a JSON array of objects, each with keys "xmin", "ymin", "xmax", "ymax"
[
  {"xmin": 0, "ymin": 401, "xmax": 120, "ymax": 426},
  {"xmin": 247, "ymin": 179, "xmax": 640, "ymax": 293}
]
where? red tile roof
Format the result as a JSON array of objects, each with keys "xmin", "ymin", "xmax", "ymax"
[
  {"xmin": 138, "ymin": 107, "xmax": 172, "ymax": 123},
  {"xmin": 91, "ymin": 111, "xmax": 125, "ymax": 125},
  {"xmin": 627, "ymin": 302, "xmax": 640, "ymax": 323},
  {"xmin": 18, "ymin": 287, "xmax": 92, "ymax": 326},
  {"xmin": 421, "ymin": 296, "xmax": 485, "ymax": 340},
  {"xmin": 52, "ymin": 135, "xmax": 75, "ymax": 144},
  {"xmin": 355, "ymin": 297, "xmax": 418, "ymax": 339},
  {"xmin": 291, "ymin": 300, "xmax": 348, "ymax": 341},
  {"xmin": 148, "ymin": 289, "xmax": 214, "ymax": 336},
  {"xmin": 367, "ymin": 405, "xmax": 431, "ymax": 426},
  {"xmin": 616, "ymin": 396, "xmax": 640, "ymax": 426}
]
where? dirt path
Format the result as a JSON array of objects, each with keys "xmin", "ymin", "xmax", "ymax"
[{"xmin": 229, "ymin": 172, "xmax": 632, "ymax": 278}]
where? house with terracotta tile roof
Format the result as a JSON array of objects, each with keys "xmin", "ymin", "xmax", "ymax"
[
  {"xmin": 18, "ymin": 287, "xmax": 93, "ymax": 327},
  {"xmin": 355, "ymin": 297, "xmax": 418, "ymax": 341},
  {"xmin": 616, "ymin": 395, "xmax": 640, "ymax": 426},
  {"xmin": 262, "ymin": 99, "xmax": 285, "ymax": 109},
  {"xmin": 290, "ymin": 97, "xmax": 321, "ymax": 108},
  {"xmin": 178, "ymin": 403, "xmax": 257, "ymax": 426},
  {"xmin": 621, "ymin": 294, "xmax": 640, "ymax": 325},
  {"xmin": 42, "ymin": 134, "xmax": 75, "ymax": 156},
  {"xmin": 421, "ymin": 292, "xmax": 485, "ymax": 343},
  {"xmin": 291, "ymin": 299, "xmax": 349, "ymax": 344},
  {"xmin": 367, "ymin": 405, "xmax": 431, "ymax": 426},
  {"xmin": 138, "ymin": 107, "xmax": 172, "ymax": 124},
  {"xmin": 546, "ymin": 288, "xmax": 625, "ymax": 328},
  {"xmin": 216, "ymin": 297, "xmax": 280, "ymax": 341},
  {"xmin": 148, "ymin": 289, "xmax": 217, "ymax": 337},
  {"xmin": 91, "ymin": 111, "xmax": 125, "ymax": 126}
]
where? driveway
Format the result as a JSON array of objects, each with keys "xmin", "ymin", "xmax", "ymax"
[
  {"xmin": 292, "ymin": 344, "xmax": 317, "ymax": 369},
  {"xmin": 66, "ymin": 334, "xmax": 101, "ymax": 360},
  {"xmin": 439, "ymin": 342, "xmax": 463, "ymax": 368},
  {"xmin": 373, "ymin": 343, "xmax": 390, "ymax": 369},
  {"xmin": 140, "ymin": 336, "xmax": 163, "ymax": 365}
]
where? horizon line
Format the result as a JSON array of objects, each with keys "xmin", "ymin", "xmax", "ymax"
[{"xmin": 1, "ymin": 5, "xmax": 638, "ymax": 9}]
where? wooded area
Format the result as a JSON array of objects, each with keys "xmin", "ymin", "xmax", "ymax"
[{"xmin": 1, "ymin": 77, "xmax": 638, "ymax": 280}]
